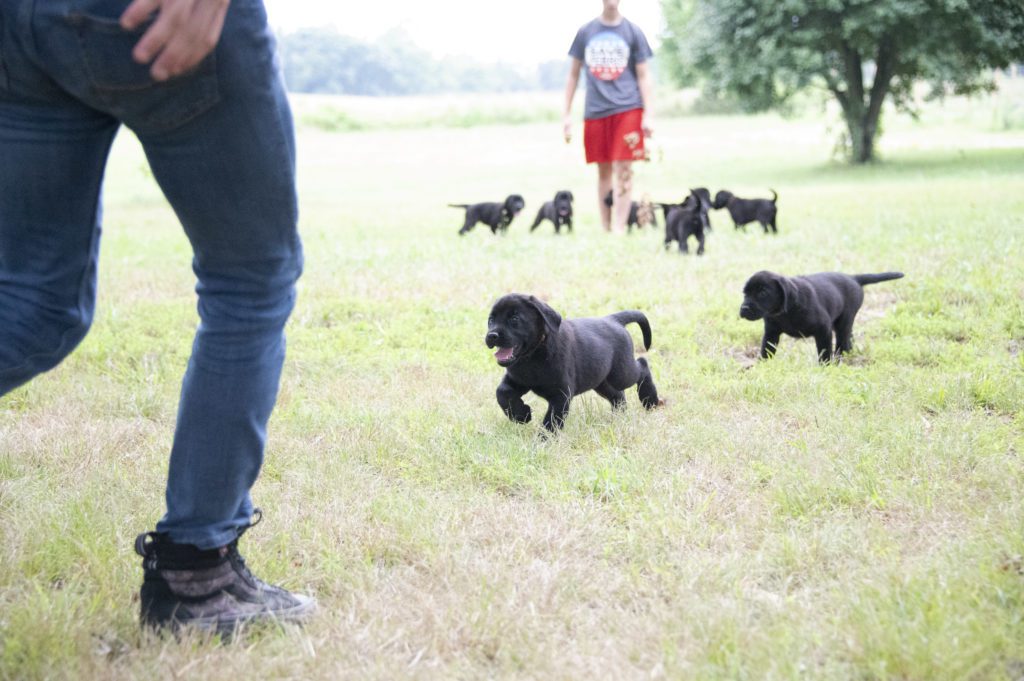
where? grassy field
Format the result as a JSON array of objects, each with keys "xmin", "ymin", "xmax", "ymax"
[{"xmin": 1, "ymin": 88, "xmax": 1023, "ymax": 679}]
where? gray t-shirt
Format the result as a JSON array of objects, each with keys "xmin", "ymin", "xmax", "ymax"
[{"xmin": 568, "ymin": 17, "xmax": 653, "ymax": 120}]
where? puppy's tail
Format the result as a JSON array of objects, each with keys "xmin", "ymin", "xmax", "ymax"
[
  {"xmin": 854, "ymin": 272, "xmax": 904, "ymax": 286},
  {"xmin": 611, "ymin": 311, "xmax": 653, "ymax": 350},
  {"xmin": 448, "ymin": 203, "xmax": 469, "ymax": 209},
  {"xmin": 770, "ymin": 189, "xmax": 778, "ymax": 203}
]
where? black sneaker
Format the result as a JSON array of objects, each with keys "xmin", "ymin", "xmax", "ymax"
[{"xmin": 136, "ymin": 512, "xmax": 316, "ymax": 635}]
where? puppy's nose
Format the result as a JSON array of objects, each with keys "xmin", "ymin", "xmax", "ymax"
[{"xmin": 485, "ymin": 331, "xmax": 499, "ymax": 347}]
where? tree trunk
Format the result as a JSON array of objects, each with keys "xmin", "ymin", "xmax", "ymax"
[
  {"xmin": 832, "ymin": 37, "xmax": 896, "ymax": 164},
  {"xmin": 845, "ymin": 113, "xmax": 876, "ymax": 164}
]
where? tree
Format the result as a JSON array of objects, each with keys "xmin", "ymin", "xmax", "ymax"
[{"xmin": 661, "ymin": 0, "xmax": 1024, "ymax": 163}]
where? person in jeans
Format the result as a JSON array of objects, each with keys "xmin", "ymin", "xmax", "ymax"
[
  {"xmin": 0, "ymin": 0, "xmax": 315, "ymax": 633},
  {"xmin": 563, "ymin": 0, "xmax": 654, "ymax": 234}
]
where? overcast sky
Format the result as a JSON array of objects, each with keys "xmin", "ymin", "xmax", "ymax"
[{"xmin": 262, "ymin": 0, "xmax": 664, "ymax": 65}]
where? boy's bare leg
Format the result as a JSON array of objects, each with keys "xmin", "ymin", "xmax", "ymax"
[
  {"xmin": 612, "ymin": 160, "xmax": 633, "ymax": 234},
  {"xmin": 597, "ymin": 162, "xmax": 613, "ymax": 232}
]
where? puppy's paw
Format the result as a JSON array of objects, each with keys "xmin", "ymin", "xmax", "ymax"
[
  {"xmin": 507, "ymin": 405, "xmax": 532, "ymax": 424},
  {"xmin": 640, "ymin": 396, "xmax": 665, "ymax": 410}
]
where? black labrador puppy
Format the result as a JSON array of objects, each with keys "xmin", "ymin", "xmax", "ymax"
[
  {"xmin": 739, "ymin": 270, "xmax": 904, "ymax": 363},
  {"xmin": 603, "ymin": 190, "xmax": 658, "ymax": 232},
  {"xmin": 485, "ymin": 294, "xmax": 662, "ymax": 431},
  {"xmin": 683, "ymin": 187, "xmax": 713, "ymax": 230},
  {"xmin": 657, "ymin": 189, "xmax": 711, "ymax": 255},
  {"xmin": 452, "ymin": 194, "xmax": 526, "ymax": 235},
  {"xmin": 530, "ymin": 190, "xmax": 574, "ymax": 234},
  {"xmin": 712, "ymin": 189, "xmax": 778, "ymax": 233}
]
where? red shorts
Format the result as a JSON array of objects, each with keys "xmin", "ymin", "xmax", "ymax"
[{"xmin": 583, "ymin": 108, "xmax": 645, "ymax": 163}]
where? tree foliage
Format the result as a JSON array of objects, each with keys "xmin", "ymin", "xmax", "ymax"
[{"xmin": 661, "ymin": 0, "xmax": 1024, "ymax": 162}]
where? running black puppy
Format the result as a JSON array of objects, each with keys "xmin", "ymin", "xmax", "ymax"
[
  {"xmin": 657, "ymin": 189, "xmax": 710, "ymax": 254},
  {"xmin": 739, "ymin": 270, "xmax": 904, "ymax": 363},
  {"xmin": 452, "ymin": 194, "xmax": 526, "ymax": 235},
  {"xmin": 603, "ymin": 190, "xmax": 658, "ymax": 232},
  {"xmin": 485, "ymin": 294, "xmax": 663, "ymax": 431},
  {"xmin": 530, "ymin": 190, "xmax": 574, "ymax": 234},
  {"xmin": 712, "ymin": 189, "xmax": 778, "ymax": 233}
]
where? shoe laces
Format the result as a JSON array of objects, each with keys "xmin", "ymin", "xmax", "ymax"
[
  {"xmin": 227, "ymin": 508, "xmax": 266, "ymax": 588},
  {"xmin": 237, "ymin": 508, "xmax": 263, "ymax": 538}
]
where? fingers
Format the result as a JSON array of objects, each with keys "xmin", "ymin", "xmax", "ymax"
[
  {"xmin": 150, "ymin": 0, "xmax": 227, "ymax": 80},
  {"xmin": 120, "ymin": 0, "xmax": 160, "ymax": 30},
  {"xmin": 121, "ymin": 0, "xmax": 229, "ymax": 82}
]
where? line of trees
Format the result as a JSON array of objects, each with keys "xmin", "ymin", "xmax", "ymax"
[{"xmin": 277, "ymin": 28, "xmax": 567, "ymax": 96}]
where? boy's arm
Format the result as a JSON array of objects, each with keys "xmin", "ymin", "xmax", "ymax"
[
  {"xmin": 563, "ymin": 58, "xmax": 583, "ymax": 143},
  {"xmin": 636, "ymin": 60, "xmax": 654, "ymax": 138}
]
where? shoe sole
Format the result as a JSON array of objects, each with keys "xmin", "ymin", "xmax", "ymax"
[{"xmin": 150, "ymin": 595, "xmax": 318, "ymax": 637}]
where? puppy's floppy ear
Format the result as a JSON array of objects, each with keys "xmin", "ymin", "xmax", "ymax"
[
  {"xmin": 567, "ymin": 191, "xmax": 574, "ymax": 203},
  {"xmin": 774, "ymin": 275, "xmax": 799, "ymax": 313},
  {"xmin": 526, "ymin": 296, "xmax": 562, "ymax": 336}
]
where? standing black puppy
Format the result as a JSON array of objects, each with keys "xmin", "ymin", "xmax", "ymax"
[
  {"xmin": 683, "ymin": 187, "xmax": 713, "ymax": 230},
  {"xmin": 657, "ymin": 189, "xmax": 711, "ymax": 254},
  {"xmin": 530, "ymin": 190, "xmax": 574, "ymax": 234},
  {"xmin": 485, "ymin": 294, "xmax": 663, "ymax": 431},
  {"xmin": 712, "ymin": 189, "xmax": 778, "ymax": 233},
  {"xmin": 739, "ymin": 270, "xmax": 904, "ymax": 363},
  {"xmin": 452, "ymin": 194, "xmax": 526, "ymax": 235}
]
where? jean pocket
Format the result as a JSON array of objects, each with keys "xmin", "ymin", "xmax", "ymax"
[{"xmin": 65, "ymin": 12, "xmax": 220, "ymax": 134}]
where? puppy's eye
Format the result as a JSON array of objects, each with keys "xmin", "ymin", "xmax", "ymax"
[{"xmin": 509, "ymin": 315, "xmax": 519, "ymax": 327}]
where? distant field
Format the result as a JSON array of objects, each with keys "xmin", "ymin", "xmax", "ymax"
[{"xmin": 1, "ymin": 87, "xmax": 1023, "ymax": 680}]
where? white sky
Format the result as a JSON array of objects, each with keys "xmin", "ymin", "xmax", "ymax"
[{"xmin": 262, "ymin": 0, "xmax": 664, "ymax": 66}]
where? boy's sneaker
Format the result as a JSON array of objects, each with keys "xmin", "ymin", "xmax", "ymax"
[{"xmin": 135, "ymin": 514, "xmax": 315, "ymax": 635}]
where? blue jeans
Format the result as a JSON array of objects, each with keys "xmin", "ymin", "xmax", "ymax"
[{"xmin": 0, "ymin": 0, "xmax": 302, "ymax": 549}]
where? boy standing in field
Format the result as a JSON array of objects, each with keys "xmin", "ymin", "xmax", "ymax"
[{"xmin": 564, "ymin": 0, "xmax": 655, "ymax": 234}]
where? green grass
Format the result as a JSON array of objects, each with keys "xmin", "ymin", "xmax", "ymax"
[{"xmin": 1, "ymin": 89, "xmax": 1023, "ymax": 680}]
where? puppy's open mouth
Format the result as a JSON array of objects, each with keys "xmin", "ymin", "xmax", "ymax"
[{"xmin": 494, "ymin": 346, "xmax": 517, "ymax": 366}]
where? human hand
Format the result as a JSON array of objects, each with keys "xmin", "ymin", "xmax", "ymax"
[
  {"xmin": 120, "ymin": 0, "xmax": 230, "ymax": 82},
  {"xmin": 562, "ymin": 114, "xmax": 573, "ymax": 144},
  {"xmin": 642, "ymin": 114, "xmax": 654, "ymax": 139}
]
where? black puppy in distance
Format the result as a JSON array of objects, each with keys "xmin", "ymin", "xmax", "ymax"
[
  {"xmin": 452, "ymin": 194, "xmax": 526, "ymax": 235},
  {"xmin": 713, "ymin": 189, "xmax": 778, "ymax": 233},
  {"xmin": 603, "ymin": 190, "xmax": 658, "ymax": 232},
  {"xmin": 740, "ymin": 270, "xmax": 904, "ymax": 363},
  {"xmin": 530, "ymin": 190, "xmax": 574, "ymax": 234},
  {"xmin": 485, "ymin": 294, "xmax": 663, "ymax": 431},
  {"xmin": 656, "ymin": 189, "xmax": 711, "ymax": 254},
  {"xmin": 682, "ymin": 187, "xmax": 713, "ymax": 229}
]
